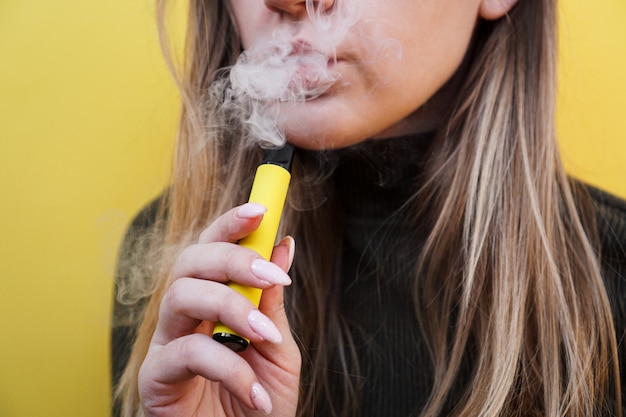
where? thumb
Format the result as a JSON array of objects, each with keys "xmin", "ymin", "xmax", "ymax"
[
  {"xmin": 255, "ymin": 284, "xmax": 300, "ymax": 365},
  {"xmin": 269, "ymin": 236, "xmax": 295, "ymax": 273},
  {"xmin": 259, "ymin": 235, "xmax": 292, "ymax": 335},
  {"xmin": 259, "ymin": 235, "xmax": 294, "ymax": 331},
  {"xmin": 253, "ymin": 237, "xmax": 297, "ymax": 357},
  {"xmin": 263, "ymin": 236, "xmax": 294, "ymax": 341}
]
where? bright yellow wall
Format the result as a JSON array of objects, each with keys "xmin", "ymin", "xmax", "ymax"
[
  {"xmin": 0, "ymin": 2, "xmax": 624, "ymax": 417},
  {"xmin": 558, "ymin": 0, "xmax": 626, "ymax": 198},
  {"xmin": 0, "ymin": 1, "xmax": 178, "ymax": 416}
]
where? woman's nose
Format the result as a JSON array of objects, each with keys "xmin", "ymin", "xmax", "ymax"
[{"xmin": 264, "ymin": 0, "xmax": 335, "ymax": 18}]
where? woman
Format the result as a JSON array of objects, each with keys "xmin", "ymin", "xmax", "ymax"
[{"xmin": 112, "ymin": 0, "xmax": 626, "ymax": 416}]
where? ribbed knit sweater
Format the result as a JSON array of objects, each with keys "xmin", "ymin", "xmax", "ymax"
[
  {"xmin": 112, "ymin": 141, "xmax": 626, "ymax": 416},
  {"xmin": 329, "ymin": 141, "xmax": 626, "ymax": 416}
]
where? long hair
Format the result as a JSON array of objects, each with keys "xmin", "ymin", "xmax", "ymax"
[{"xmin": 114, "ymin": 1, "xmax": 622, "ymax": 416}]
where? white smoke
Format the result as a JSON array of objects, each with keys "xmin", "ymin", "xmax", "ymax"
[{"xmin": 213, "ymin": 0, "xmax": 361, "ymax": 147}]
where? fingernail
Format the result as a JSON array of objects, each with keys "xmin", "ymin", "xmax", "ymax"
[
  {"xmin": 237, "ymin": 203, "xmax": 266, "ymax": 219},
  {"xmin": 251, "ymin": 259, "xmax": 292, "ymax": 286},
  {"xmin": 285, "ymin": 236, "xmax": 295, "ymax": 270},
  {"xmin": 248, "ymin": 309, "xmax": 282, "ymax": 344},
  {"xmin": 250, "ymin": 382, "xmax": 273, "ymax": 415},
  {"xmin": 277, "ymin": 236, "xmax": 296, "ymax": 271}
]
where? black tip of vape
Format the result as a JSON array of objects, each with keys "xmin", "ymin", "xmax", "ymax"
[
  {"xmin": 262, "ymin": 144, "xmax": 294, "ymax": 172},
  {"xmin": 213, "ymin": 333, "xmax": 249, "ymax": 352}
]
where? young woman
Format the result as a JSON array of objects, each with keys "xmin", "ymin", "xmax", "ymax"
[{"xmin": 112, "ymin": 0, "xmax": 626, "ymax": 416}]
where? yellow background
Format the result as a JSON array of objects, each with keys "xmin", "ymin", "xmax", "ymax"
[{"xmin": 0, "ymin": 1, "xmax": 624, "ymax": 416}]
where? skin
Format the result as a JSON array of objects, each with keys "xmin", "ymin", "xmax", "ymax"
[
  {"xmin": 138, "ymin": 0, "xmax": 519, "ymax": 415},
  {"xmin": 231, "ymin": 0, "xmax": 518, "ymax": 149}
]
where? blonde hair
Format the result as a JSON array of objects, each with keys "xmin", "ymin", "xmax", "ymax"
[{"xmin": 115, "ymin": 1, "xmax": 622, "ymax": 416}]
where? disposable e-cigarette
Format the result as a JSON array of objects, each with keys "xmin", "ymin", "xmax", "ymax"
[{"xmin": 212, "ymin": 144, "xmax": 293, "ymax": 352}]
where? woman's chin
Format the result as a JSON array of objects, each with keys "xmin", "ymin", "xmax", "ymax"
[
  {"xmin": 283, "ymin": 130, "xmax": 343, "ymax": 150},
  {"xmin": 279, "ymin": 102, "xmax": 371, "ymax": 150}
]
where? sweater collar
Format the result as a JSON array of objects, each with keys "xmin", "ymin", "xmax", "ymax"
[{"xmin": 332, "ymin": 132, "xmax": 435, "ymax": 220}]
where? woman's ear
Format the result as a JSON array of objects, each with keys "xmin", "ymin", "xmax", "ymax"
[{"xmin": 479, "ymin": 0, "xmax": 519, "ymax": 20}]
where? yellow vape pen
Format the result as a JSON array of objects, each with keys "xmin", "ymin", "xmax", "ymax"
[{"xmin": 212, "ymin": 144, "xmax": 293, "ymax": 352}]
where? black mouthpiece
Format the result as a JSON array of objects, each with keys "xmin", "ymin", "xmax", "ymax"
[
  {"xmin": 212, "ymin": 332, "xmax": 249, "ymax": 353},
  {"xmin": 261, "ymin": 144, "xmax": 294, "ymax": 172}
]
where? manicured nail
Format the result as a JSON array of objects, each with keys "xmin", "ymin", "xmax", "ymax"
[
  {"xmin": 250, "ymin": 382, "xmax": 273, "ymax": 415},
  {"xmin": 284, "ymin": 236, "xmax": 295, "ymax": 270},
  {"xmin": 237, "ymin": 203, "xmax": 267, "ymax": 219},
  {"xmin": 251, "ymin": 259, "xmax": 292, "ymax": 286},
  {"xmin": 248, "ymin": 309, "xmax": 282, "ymax": 344}
]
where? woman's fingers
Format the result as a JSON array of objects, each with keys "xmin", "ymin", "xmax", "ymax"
[
  {"xmin": 173, "ymin": 243, "xmax": 292, "ymax": 288},
  {"xmin": 153, "ymin": 277, "xmax": 282, "ymax": 346},
  {"xmin": 163, "ymin": 235, "xmax": 295, "ymax": 345},
  {"xmin": 198, "ymin": 203, "xmax": 267, "ymax": 244},
  {"xmin": 140, "ymin": 205, "xmax": 299, "ymax": 416},
  {"xmin": 157, "ymin": 235, "xmax": 296, "ymax": 347},
  {"xmin": 174, "ymin": 202, "xmax": 292, "ymax": 287},
  {"xmin": 139, "ymin": 333, "xmax": 270, "ymax": 413}
]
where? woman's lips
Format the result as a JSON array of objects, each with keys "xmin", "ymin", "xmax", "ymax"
[{"xmin": 282, "ymin": 53, "xmax": 342, "ymax": 100}]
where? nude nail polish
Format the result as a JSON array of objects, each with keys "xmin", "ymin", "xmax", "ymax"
[
  {"xmin": 278, "ymin": 236, "xmax": 296, "ymax": 271},
  {"xmin": 248, "ymin": 309, "xmax": 282, "ymax": 344},
  {"xmin": 251, "ymin": 259, "xmax": 292, "ymax": 286},
  {"xmin": 285, "ymin": 236, "xmax": 295, "ymax": 269},
  {"xmin": 237, "ymin": 202, "xmax": 267, "ymax": 219},
  {"xmin": 250, "ymin": 382, "xmax": 273, "ymax": 415}
]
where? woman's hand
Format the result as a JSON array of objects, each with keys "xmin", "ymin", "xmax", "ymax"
[{"xmin": 138, "ymin": 203, "xmax": 301, "ymax": 417}]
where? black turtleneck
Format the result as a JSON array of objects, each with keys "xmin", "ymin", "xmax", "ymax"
[
  {"xmin": 315, "ymin": 135, "xmax": 626, "ymax": 416},
  {"xmin": 330, "ymin": 136, "xmax": 436, "ymax": 416},
  {"xmin": 111, "ymin": 135, "xmax": 626, "ymax": 417}
]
